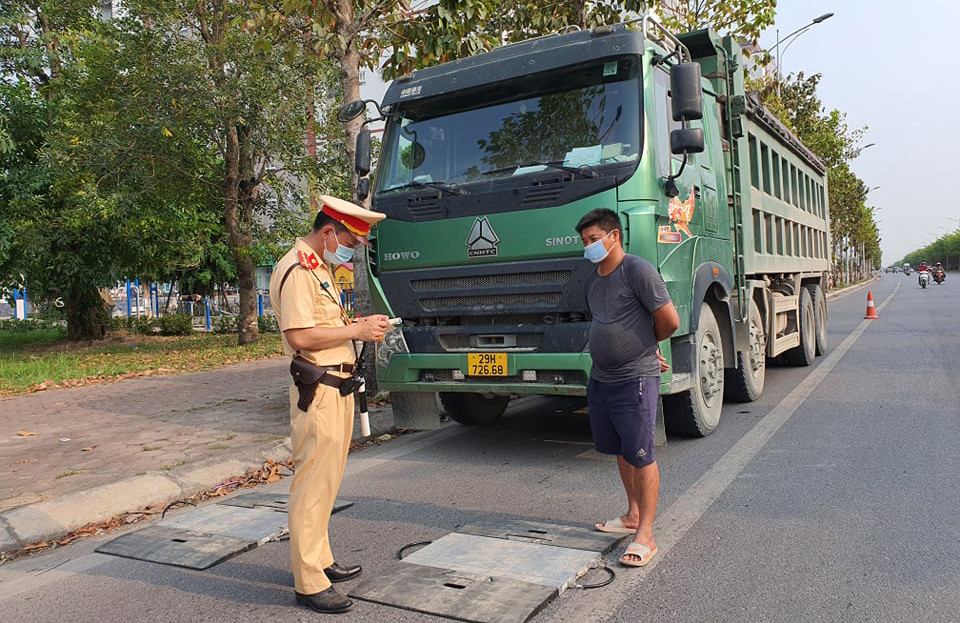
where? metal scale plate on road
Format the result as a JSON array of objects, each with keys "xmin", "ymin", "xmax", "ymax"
[
  {"xmin": 349, "ymin": 519, "xmax": 623, "ymax": 623},
  {"xmin": 95, "ymin": 494, "xmax": 352, "ymax": 570}
]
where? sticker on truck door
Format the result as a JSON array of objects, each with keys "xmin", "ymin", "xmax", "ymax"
[{"xmin": 658, "ymin": 188, "xmax": 696, "ymax": 243}]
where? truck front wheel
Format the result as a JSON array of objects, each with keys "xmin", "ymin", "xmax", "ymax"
[
  {"xmin": 439, "ymin": 392, "xmax": 509, "ymax": 426},
  {"xmin": 665, "ymin": 304, "xmax": 725, "ymax": 437}
]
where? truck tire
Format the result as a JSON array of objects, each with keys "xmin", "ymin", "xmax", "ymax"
[
  {"xmin": 725, "ymin": 298, "xmax": 765, "ymax": 402},
  {"xmin": 665, "ymin": 304, "xmax": 724, "ymax": 437},
  {"xmin": 783, "ymin": 287, "xmax": 816, "ymax": 366},
  {"xmin": 807, "ymin": 284, "xmax": 828, "ymax": 355},
  {"xmin": 439, "ymin": 392, "xmax": 509, "ymax": 426}
]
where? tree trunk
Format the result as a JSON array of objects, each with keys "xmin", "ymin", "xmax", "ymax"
[
  {"xmin": 223, "ymin": 123, "xmax": 259, "ymax": 345},
  {"xmin": 336, "ymin": 18, "xmax": 379, "ymax": 393},
  {"xmin": 65, "ymin": 285, "xmax": 109, "ymax": 341}
]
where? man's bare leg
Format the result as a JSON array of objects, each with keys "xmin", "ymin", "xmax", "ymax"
[
  {"xmin": 622, "ymin": 460, "xmax": 659, "ymax": 563},
  {"xmin": 615, "ymin": 455, "xmax": 641, "ymax": 529}
]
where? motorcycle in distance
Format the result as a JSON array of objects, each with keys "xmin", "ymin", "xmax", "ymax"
[
  {"xmin": 933, "ymin": 268, "xmax": 946, "ymax": 284},
  {"xmin": 919, "ymin": 270, "xmax": 930, "ymax": 289}
]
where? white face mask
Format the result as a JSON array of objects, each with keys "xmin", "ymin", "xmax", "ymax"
[
  {"xmin": 583, "ymin": 231, "xmax": 613, "ymax": 263},
  {"xmin": 324, "ymin": 233, "xmax": 356, "ymax": 265}
]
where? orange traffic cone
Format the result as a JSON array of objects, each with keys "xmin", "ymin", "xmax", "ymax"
[{"xmin": 864, "ymin": 291, "xmax": 879, "ymax": 319}]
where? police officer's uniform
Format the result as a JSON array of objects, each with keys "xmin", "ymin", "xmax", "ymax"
[{"xmin": 268, "ymin": 196, "xmax": 384, "ymax": 598}]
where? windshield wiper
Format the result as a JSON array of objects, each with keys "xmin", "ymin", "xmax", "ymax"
[
  {"xmin": 482, "ymin": 160, "xmax": 599, "ymax": 179},
  {"xmin": 385, "ymin": 180, "xmax": 467, "ymax": 196}
]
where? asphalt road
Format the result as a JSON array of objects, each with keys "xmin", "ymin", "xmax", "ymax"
[{"xmin": 2, "ymin": 273, "xmax": 958, "ymax": 623}]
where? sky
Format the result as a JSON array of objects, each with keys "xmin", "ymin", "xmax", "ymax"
[
  {"xmin": 361, "ymin": 1, "xmax": 960, "ymax": 265},
  {"xmin": 759, "ymin": 0, "xmax": 960, "ymax": 264}
]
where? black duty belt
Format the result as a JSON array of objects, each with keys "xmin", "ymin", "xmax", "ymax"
[
  {"xmin": 315, "ymin": 363, "xmax": 355, "ymax": 374},
  {"xmin": 319, "ymin": 372, "xmax": 347, "ymax": 390}
]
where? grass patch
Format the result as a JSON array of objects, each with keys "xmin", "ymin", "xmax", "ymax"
[
  {"xmin": 0, "ymin": 329, "xmax": 283, "ymax": 396},
  {"xmin": 55, "ymin": 471, "xmax": 80, "ymax": 479}
]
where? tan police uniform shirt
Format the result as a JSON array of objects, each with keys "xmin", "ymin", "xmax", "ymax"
[{"xmin": 269, "ymin": 238, "xmax": 355, "ymax": 367}]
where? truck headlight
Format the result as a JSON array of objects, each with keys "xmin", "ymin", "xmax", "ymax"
[{"xmin": 376, "ymin": 327, "xmax": 409, "ymax": 369}]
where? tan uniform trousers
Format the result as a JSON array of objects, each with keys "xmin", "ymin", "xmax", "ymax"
[{"xmin": 288, "ymin": 380, "xmax": 354, "ymax": 594}]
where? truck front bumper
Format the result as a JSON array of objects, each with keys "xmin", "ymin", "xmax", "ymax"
[{"xmin": 378, "ymin": 352, "xmax": 674, "ymax": 396}]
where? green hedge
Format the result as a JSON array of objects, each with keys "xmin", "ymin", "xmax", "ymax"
[{"xmin": 0, "ymin": 318, "xmax": 65, "ymax": 333}]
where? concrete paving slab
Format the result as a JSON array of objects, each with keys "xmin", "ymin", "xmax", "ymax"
[
  {"xmin": 401, "ymin": 533, "xmax": 599, "ymax": 592},
  {"xmin": 94, "ymin": 525, "xmax": 255, "ymax": 570},
  {"xmin": 349, "ymin": 563, "xmax": 557, "ymax": 623}
]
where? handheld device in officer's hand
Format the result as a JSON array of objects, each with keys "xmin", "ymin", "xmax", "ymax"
[{"xmin": 377, "ymin": 317, "xmax": 402, "ymax": 341}]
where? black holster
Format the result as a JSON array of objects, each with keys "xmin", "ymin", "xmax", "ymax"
[{"xmin": 290, "ymin": 356, "xmax": 325, "ymax": 412}]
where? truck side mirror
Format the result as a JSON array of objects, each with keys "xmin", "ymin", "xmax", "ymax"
[
  {"xmin": 671, "ymin": 128, "xmax": 705, "ymax": 154},
  {"xmin": 355, "ymin": 129, "xmax": 371, "ymax": 177},
  {"xmin": 670, "ymin": 63, "xmax": 703, "ymax": 121},
  {"xmin": 338, "ymin": 100, "xmax": 367, "ymax": 122},
  {"xmin": 357, "ymin": 177, "xmax": 370, "ymax": 201}
]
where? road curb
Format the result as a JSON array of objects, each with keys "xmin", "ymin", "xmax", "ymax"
[
  {"xmin": 0, "ymin": 439, "xmax": 293, "ymax": 554},
  {"xmin": 0, "ymin": 403, "xmax": 396, "ymax": 555},
  {"xmin": 826, "ymin": 275, "xmax": 881, "ymax": 301}
]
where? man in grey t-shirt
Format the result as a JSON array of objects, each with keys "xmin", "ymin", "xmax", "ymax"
[{"xmin": 576, "ymin": 208, "xmax": 679, "ymax": 567}]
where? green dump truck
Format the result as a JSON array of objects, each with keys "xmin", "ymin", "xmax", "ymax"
[{"xmin": 340, "ymin": 17, "xmax": 830, "ymax": 436}]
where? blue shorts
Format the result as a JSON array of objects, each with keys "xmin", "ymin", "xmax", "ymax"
[{"xmin": 587, "ymin": 376, "xmax": 659, "ymax": 468}]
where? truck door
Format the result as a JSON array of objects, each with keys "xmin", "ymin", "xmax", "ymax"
[{"xmin": 652, "ymin": 68, "xmax": 703, "ymax": 262}]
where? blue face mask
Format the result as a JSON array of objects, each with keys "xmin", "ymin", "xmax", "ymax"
[
  {"xmin": 324, "ymin": 235, "xmax": 356, "ymax": 265},
  {"xmin": 583, "ymin": 231, "xmax": 613, "ymax": 263}
]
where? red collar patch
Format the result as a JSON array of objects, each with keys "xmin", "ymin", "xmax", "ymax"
[{"xmin": 297, "ymin": 250, "xmax": 320, "ymax": 270}]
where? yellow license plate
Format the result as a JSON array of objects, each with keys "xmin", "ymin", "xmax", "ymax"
[{"xmin": 467, "ymin": 353, "xmax": 508, "ymax": 376}]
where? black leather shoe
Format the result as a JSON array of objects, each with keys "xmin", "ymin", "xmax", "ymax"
[
  {"xmin": 324, "ymin": 561, "xmax": 362, "ymax": 583},
  {"xmin": 295, "ymin": 587, "xmax": 353, "ymax": 614}
]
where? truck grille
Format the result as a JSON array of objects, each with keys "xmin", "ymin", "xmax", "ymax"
[
  {"xmin": 421, "ymin": 292, "xmax": 562, "ymax": 310},
  {"xmin": 411, "ymin": 270, "xmax": 572, "ymax": 291}
]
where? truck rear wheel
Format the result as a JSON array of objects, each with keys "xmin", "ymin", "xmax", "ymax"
[
  {"xmin": 807, "ymin": 284, "xmax": 828, "ymax": 355},
  {"xmin": 439, "ymin": 392, "xmax": 509, "ymax": 426},
  {"xmin": 783, "ymin": 287, "xmax": 816, "ymax": 366},
  {"xmin": 725, "ymin": 298, "xmax": 765, "ymax": 402},
  {"xmin": 665, "ymin": 304, "xmax": 724, "ymax": 437}
]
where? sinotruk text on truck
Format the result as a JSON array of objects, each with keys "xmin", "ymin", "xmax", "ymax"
[{"xmin": 339, "ymin": 16, "xmax": 830, "ymax": 437}]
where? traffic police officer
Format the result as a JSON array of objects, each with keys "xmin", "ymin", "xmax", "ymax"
[{"xmin": 269, "ymin": 195, "xmax": 389, "ymax": 614}]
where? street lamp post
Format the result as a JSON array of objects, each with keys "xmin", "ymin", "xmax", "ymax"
[{"xmin": 773, "ymin": 13, "xmax": 835, "ymax": 96}]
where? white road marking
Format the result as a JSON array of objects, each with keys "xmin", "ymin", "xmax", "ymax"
[{"xmin": 556, "ymin": 283, "xmax": 900, "ymax": 621}]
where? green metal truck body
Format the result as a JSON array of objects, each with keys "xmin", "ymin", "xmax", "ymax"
[{"xmin": 358, "ymin": 19, "xmax": 829, "ymax": 434}]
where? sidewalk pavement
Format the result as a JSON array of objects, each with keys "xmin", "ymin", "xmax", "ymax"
[{"xmin": 0, "ymin": 358, "xmax": 395, "ymax": 554}]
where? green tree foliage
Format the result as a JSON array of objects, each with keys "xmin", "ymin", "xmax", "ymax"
[
  {"xmin": 380, "ymin": 0, "xmax": 777, "ymax": 80},
  {"xmin": 902, "ymin": 232, "xmax": 960, "ymax": 271},
  {"xmin": 658, "ymin": 0, "xmax": 776, "ymax": 45},
  {"xmin": 52, "ymin": 1, "xmax": 325, "ymax": 345},
  {"xmin": 0, "ymin": 79, "xmax": 210, "ymax": 338}
]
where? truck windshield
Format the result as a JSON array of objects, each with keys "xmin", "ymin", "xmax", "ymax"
[{"xmin": 378, "ymin": 56, "xmax": 641, "ymax": 194}]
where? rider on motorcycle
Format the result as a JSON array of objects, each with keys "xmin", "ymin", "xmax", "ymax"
[
  {"xmin": 918, "ymin": 261, "xmax": 930, "ymax": 286},
  {"xmin": 933, "ymin": 261, "xmax": 946, "ymax": 282}
]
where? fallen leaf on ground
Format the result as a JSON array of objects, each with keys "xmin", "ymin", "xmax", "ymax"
[
  {"xmin": 82, "ymin": 446, "xmax": 97, "ymax": 451},
  {"xmin": 22, "ymin": 541, "xmax": 48, "ymax": 551},
  {"xmin": 17, "ymin": 430, "xmax": 37, "ymax": 436}
]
